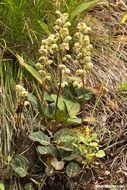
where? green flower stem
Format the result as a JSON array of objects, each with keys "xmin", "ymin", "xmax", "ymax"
[
  {"xmin": 81, "ymin": 73, "xmax": 85, "ymax": 125},
  {"xmin": 55, "ymin": 70, "xmax": 62, "ymax": 120}
]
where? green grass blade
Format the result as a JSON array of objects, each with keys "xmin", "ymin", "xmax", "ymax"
[
  {"xmin": 37, "ymin": 20, "xmax": 51, "ymax": 35},
  {"xmin": 70, "ymin": 0, "xmax": 100, "ymax": 19},
  {"xmin": 16, "ymin": 54, "xmax": 43, "ymax": 84}
]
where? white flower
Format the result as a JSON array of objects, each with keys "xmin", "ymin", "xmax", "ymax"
[
  {"xmin": 87, "ymin": 62, "xmax": 93, "ymax": 68},
  {"xmin": 63, "ymin": 13, "xmax": 68, "ymax": 18},
  {"xmin": 84, "ymin": 35, "xmax": 90, "ymax": 43},
  {"xmin": 20, "ymin": 91, "xmax": 28, "ymax": 97},
  {"xmin": 38, "ymin": 70, "xmax": 46, "ymax": 76},
  {"xmin": 45, "ymin": 75, "xmax": 51, "ymax": 81},
  {"xmin": 77, "ymin": 53, "xmax": 82, "ymax": 58},
  {"xmin": 73, "ymin": 81, "xmax": 78, "ymax": 87},
  {"xmin": 60, "ymin": 43, "xmax": 69, "ymax": 51},
  {"xmin": 85, "ymin": 56, "xmax": 91, "ymax": 62},
  {"xmin": 51, "ymin": 44, "xmax": 58, "ymax": 49},
  {"xmin": 65, "ymin": 68, "xmax": 71, "ymax": 74},
  {"xmin": 65, "ymin": 22, "xmax": 71, "ymax": 27},
  {"xmin": 74, "ymin": 43, "xmax": 80, "ymax": 48},
  {"xmin": 47, "ymin": 60, "xmax": 53, "ymax": 65},
  {"xmin": 16, "ymin": 85, "xmax": 25, "ymax": 92},
  {"xmin": 54, "ymin": 25, "xmax": 60, "ymax": 30},
  {"xmin": 66, "ymin": 54, "xmax": 71, "ymax": 59},
  {"xmin": 65, "ymin": 36, "xmax": 72, "ymax": 41},
  {"xmin": 76, "ymin": 69, "xmax": 84, "ymax": 76},
  {"xmin": 61, "ymin": 81, "xmax": 68, "ymax": 88},
  {"xmin": 62, "ymin": 56, "xmax": 67, "ymax": 62},
  {"xmin": 41, "ymin": 39, "xmax": 47, "ymax": 44},
  {"xmin": 55, "ymin": 10, "xmax": 61, "ymax": 15},
  {"xmin": 38, "ymin": 56, "xmax": 47, "ymax": 62},
  {"xmin": 36, "ymin": 62, "xmax": 43, "ymax": 69},
  {"xmin": 62, "ymin": 28, "xmax": 69, "ymax": 35},
  {"xmin": 58, "ymin": 64, "xmax": 66, "ymax": 70}
]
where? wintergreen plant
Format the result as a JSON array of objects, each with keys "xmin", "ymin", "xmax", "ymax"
[
  {"xmin": 12, "ymin": 11, "xmax": 105, "ymax": 181},
  {"xmin": 35, "ymin": 11, "xmax": 94, "ymax": 122}
]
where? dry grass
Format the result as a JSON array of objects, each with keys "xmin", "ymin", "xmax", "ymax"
[{"xmin": 78, "ymin": 1, "xmax": 127, "ymax": 188}]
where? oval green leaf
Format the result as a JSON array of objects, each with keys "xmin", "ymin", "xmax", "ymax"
[{"xmin": 29, "ymin": 131, "xmax": 50, "ymax": 146}]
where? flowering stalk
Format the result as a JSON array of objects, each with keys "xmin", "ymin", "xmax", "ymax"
[
  {"xmin": 53, "ymin": 11, "xmax": 71, "ymax": 119},
  {"xmin": 15, "ymin": 84, "xmax": 29, "ymax": 130},
  {"xmin": 74, "ymin": 22, "xmax": 93, "ymax": 124},
  {"xmin": 55, "ymin": 69, "xmax": 62, "ymax": 120},
  {"xmin": 36, "ymin": 11, "xmax": 93, "ymax": 127}
]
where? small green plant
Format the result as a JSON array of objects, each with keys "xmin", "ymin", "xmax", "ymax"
[
  {"xmin": 118, "ymin": 81, "xmax": 127, "ymax": 95},
  {"xmin": 28, "ymin": 127, "xmax": 105, "ymax": 178},
  {"xmin": 12, "ymin": 11, "xmax": 105, "ymax": 180}
]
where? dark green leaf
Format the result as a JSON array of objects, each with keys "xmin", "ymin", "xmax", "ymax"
[
  {"xmin": 61, "ymin": 148, "xmax": 80, "ymax": 161},
  {"xmin": 44, "ymin": 103, "xmax": 55, "ymax": 119},
  {"xmin": 55, "ymin": 110, "xmax": 66, "ymax": 122},
  {"xmin": 29, "ymin": 131, "xmax": 50, "ymax": 145},
  {"xmin": 11, "ymin": 155, "xmax": 29, "ymax": 177},
  {"xmin": 45, "ymin": 166, "xmax": 54, "ymax": 177},
  {"xmin": 66, "ymin": 162, "xmax": 81, "ymax": 178},
  {"xmin": 58, "ymin": 142, "xmax": 74, "ymax": 151},
  {"xmin": 54, "ymin": 128, "xmax": 77, "ymax": 145},
  {"xmin": 37, "ymin": 146, "xmax": 56, "ymax": 156}
]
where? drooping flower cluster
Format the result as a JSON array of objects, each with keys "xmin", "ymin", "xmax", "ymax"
[
  {"xmin": 73, "ymin": 22, "xmax": 93, "ymax": 88},
  {"xmin": 37, "ymin": 11, "xmax": 93, "ymax": 89},
  {"xmin": 37, "ymin": 11, "xmax": 72, "ymax": 88},
  {"xmin": 37, "ymin": 34, "xmax": 58, "ymax": 81},
  {"xmin": 54, "ymin": 11, "xmax": 72, "ymax": 88},
  {"xmin": 54, "ymin": 11, "xmax": 71, "ymax": 53},
  {"xmin": 16, "ymin": 84, "xmax": 28, "ymax": 97}
]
